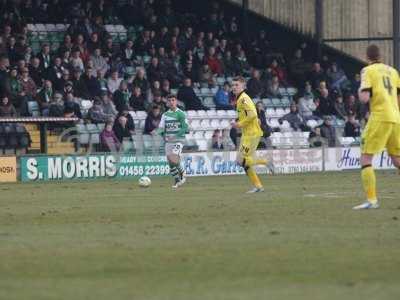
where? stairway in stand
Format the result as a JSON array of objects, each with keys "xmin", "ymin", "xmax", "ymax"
[{"xmin": 25, "ymin": 124, "xmax": 76, "ymax": 154}]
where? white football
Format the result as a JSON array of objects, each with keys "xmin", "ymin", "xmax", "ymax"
[{"xmin": 138, "ymin": 176, "xmax": 151, "ymax": 187}]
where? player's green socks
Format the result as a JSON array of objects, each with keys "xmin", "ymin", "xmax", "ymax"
[
  {"xmin": 169, "ymin": 163, "xmax": 181, "ymax": 181},
  {"xmin": 361, "ymin": 165, "xmax": 377, "ymax": 203}
]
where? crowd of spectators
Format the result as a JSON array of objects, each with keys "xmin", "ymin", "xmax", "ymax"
[{"xmin": 0, "ymin": 0, "xmax": 367, "ymax": 151}]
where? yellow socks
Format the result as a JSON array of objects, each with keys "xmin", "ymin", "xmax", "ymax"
[
  {"xmin": 246, "ymin": 167, "xmax": 263, "ymax": 189},
  {"xmin": 361, "ymin": 165, "xmax": 377, "ymax": 203},
  {"xmin": 244, "ymin": 157, "xmax": 268, "ymax": 167}
]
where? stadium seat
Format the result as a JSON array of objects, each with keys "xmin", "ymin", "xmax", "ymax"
[
  {"xmin": 275, "ymin": 108, "xmax": 285, "ymax": 117},
  {"xmin": 200, "ymin": 119, "xmax": 211, "ymax": 129},
  {"xmin": 287, "ymin": 87, "xmax": 297, "ymax": 96},
  {"xmin": 190, "ymin": 120, "xmax": 201, "ymax": 130},
  {"xmin": 194, "ymin": 131, "xmax": 204, "ymax": 139},
  {"xmin": 210, "ymin": 119, "xmax": 220, "ymax": 129},
  {"xmin": 266, "ymin": 108, "xmax": 276, "ymax": 117},
  {"xmin": 28, "ymin": 101, "xmax": 40, "ymax": 117},
  {"xmin": 272, "ymin": 98, "xmax": 282, "ymax": 107},
  {"xmin": 268, "ymin": 118, "xmax": 280, "ymax": 128},
  {"xmin": 187, "ymin": 110, "xmax": 198, "ymax": 118},
  {"xmin": 196, "ymin": 139, "xmax": 208, "ymax": 151},
  {"xmin": 206, "ymin": 110, "xmax": 217, "ymax": 117},
  {"xmin": 76, "ymin": 124, "xmax": 89, "ymax": 145},
  {"xmin": 136, "ymin": 111, "xmax": 147, "ymax": 119},
  {"xmin": 204, "ymin": 131, "xmax": 214, "ymax": 139},
  {"xmin": 340, "ymin": 137, "xmax": 355, "ymax": 146},
  {"xmin": 197, "ymin": 110, "xmax": 207, "ymax": 117}
]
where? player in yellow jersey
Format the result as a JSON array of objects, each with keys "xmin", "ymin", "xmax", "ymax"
[
  {"xmin": 231, "ymin": 76, "xmax": 274, "ymax": 193},
  {"xmin": 353, "ymin": 45, "xmax": 400, "ymax": 209}
]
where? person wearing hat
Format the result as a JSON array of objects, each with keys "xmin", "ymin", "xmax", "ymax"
[{"xmin": 319, "ymin": 115, "xmax": 336, "ymax": 147}]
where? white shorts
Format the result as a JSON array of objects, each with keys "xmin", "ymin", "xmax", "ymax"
[{"xmin": 165, "ymin": 142, "xmax": 183, "ymax": 156}]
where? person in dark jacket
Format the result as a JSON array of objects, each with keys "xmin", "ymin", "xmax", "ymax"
[
  {"xmin": 279, "ymin": 103, "xmax": 307, "ymax": 131},
  {"xmin": 177, "ymin": 77, "xmax": 208, "ymax": 110},
  {"xmin": 113, "ymin": 81, "xmax": 131, "ymax": 113},
  {"xmin": 344, "ymin": 113, "xmax": 361, "ymax": 138},
  {"xmin": 64, "ymin": 93, "xmax": 82, "ymax": 119},
  {"xmin": 143, "ymin": 105, "xmax": 162, "ymax": 135},
  {"xmin": 113, "ymin": 115, "xmax": 133, "ymax": 143},
  {"xmin": 130, "ymin": 86, "xmax": 147, "ymax": 111},
  {"xmin": 82, "ymin": 67, "xmax": 101, "ymax": 99}
]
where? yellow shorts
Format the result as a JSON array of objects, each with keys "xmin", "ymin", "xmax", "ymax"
[
  {"xmin": 237, "ymin": 135, "xmax": 261, "ymax": 162},
  {"xmin": 361, "ymin": 119, "xmax": 400, "ymax": 156}
]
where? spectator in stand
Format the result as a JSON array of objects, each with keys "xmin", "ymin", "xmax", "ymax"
[
  {"xmin": 113, "ymin": 113, "xmax": 134, "ymax": 142},
  {"xmin": 101, "ymin": 121, "xmax": 121, "ymax": 152},
  {"xmin": 19, "ymin": 67, "xmax": 37, "ymax": 98},
  {"xmin": 87, "ymin": 32, "xmax": 101, "ymax": 54},
  {"xmin": 151, "ymin": 91, "xmax": 167, "ymax": 113},
  {"xmin": 120, "ymin": 39, "xmax": 135, "ymax": 62},
  {"xmin": 88, "ymin": 99, "xmax": 109, "ymax": 124},
  {"xmin": 247, "ymin": 69, "xmax": 264, "ymax": 98},
  {"xmin": 223, "ymin": 51, "xmax": 237, "ymax": 76},
  {"xmin": 344, "ymin": 113, "xmax": 361, "ymax": 138},
  {"xmin": 48, "ymin": 92, "xmax": 65, "ymax": 117},
  {"xmin": 82, "ymin": 66, "xmax": 101, "ymax": 99},
  {"xmin": 143, "ymin": 105, "xmax": 162, "ymax": 135},
  {"xmin": 9, "ymin": 67, "xmax": 22, "ymax": 102},
  {"xmin": 37, "ymin": 80, "xmax": 54, "ymax": 113},
  {"xmin": 327, "ymin": 62, "xmax": 349, "ymax": 91},
  {"xmin": 107, "ymin": 69, "xmax": 122, "ymax": 94},
  {"xmin": 320, "ymin": 115, "xmax": 336, "ymax": 147},
  {"xmin": 132, "ymin": 67, "xmax": 149, "ymax": 93},
  {"xmin": 235, "ymin": 49, "xmax": 250, "ymax": 75},
  {"xmin": 214, "ymin": 81, "xmax": 233, "ymax": 110},
  {"xmin": 198, "ymin": 64, "xmax": 214, "ymax": 87},
  {"xmin": 70, "ymin": 48, "xmax": 85, "ymax": 72},
  {"xmin": 130, "ymin": 86, "xmax": 147, "ymax": 111},
  {"xmin": 177, "ymin": 77, "xmax": 209, "ymax": 110},
  {"xmin": 309, "ymin": 127, "xmax": 327, "ymax": 148},
  {"xmin": 71, "ymin": 68, "xmax": 89, "ymax": 99},
  {"xmin": 37, "ymin": 43, "xmax": 52, "ymax": 71},
  {"xmin": 333, "ymin": 94, "xmax": 347, "ymax": 120},
  {"xmin": 315, "ymin": 87, "xmax": 333, "ymax": 116},
  {"xmin": 256, "ymin": 101, "xmax": 272, "ymax": 148},
  {"xmin": 212, "ymin": 129, "xmax": 224, "ymax": 150},
  {"xmin": 206, "ymin": 46, "xmax": 222, "ymax": 75},
  {"xmin": 344, "ymin": 94, "xmax": 360, "ymax": 116},
  {"xmin": 64, "ymin": 93, "xmax": 82, "ymax": 119},
  {"xmin": 351, "ymin": 73, "xmax": 361, "ymax": 95},
  {"xmin": 265, "ymin": 75, "xmax": 282, "ymax": 98},
  {"xmin": 308, "ymin": 62, "xmax": 327, "ymax": 89},
  {"xmin": 113, "ymin": 80, "xmax": 131, "ymax": 113},
  {"xmin": 54, "ymin": 68, "xmax": 70, "ymax": 93},
  {"xmin": 90, "ymin": 47, "xmax": 109, "ymax": 75},
  {"xmin": 0, "ymin": 95, "xmax": 17, "ymax": 117},
  {"xmin": 298, "ymin": 87, "xmax": 320, "ymax": 122},
  {"xmin": 147, "ymin": 56, "xmax": 163, "ymax": 83},
  {"xmin": 48, "ymin": 57, "xmax": 64, "ymax": 85},
  {"xmin": 279, "ymin": 102, "xmax": 307, "ymax": 131},
  {"xmin": 289, "ymin": 48, "xmax": 309, "ymax": 86},
  {"xmin": 29, "ymin": 57, "xmax": 43, "ymax": 86},
  {"xmin": 100, "ymin": 91, "xmax": 118, "ymax": 120},
  {"xmin": 270, "ymin": 59, "xmax": 286, "ymax": 84}
]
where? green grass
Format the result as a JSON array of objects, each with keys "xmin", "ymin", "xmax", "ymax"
[{"xmin": 1, "ymin": 171, "xmax": 400, "ymax": 300}]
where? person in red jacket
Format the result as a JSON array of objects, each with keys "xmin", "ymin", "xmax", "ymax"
[{"xmin": 205, "ymin": 46, "xmax": 222, "ymax": 75}]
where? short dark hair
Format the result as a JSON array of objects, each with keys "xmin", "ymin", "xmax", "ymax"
[
  {"xmin": 167, "ymin": 94, "xmax": 177, "ymax": 100},
  {"xmin": 232, "ymin": 76, "xmax": 246, "ymax": 84},
  {"xmin": 367, "ymin": 44, "xmax": 381, "ymax": 62}
]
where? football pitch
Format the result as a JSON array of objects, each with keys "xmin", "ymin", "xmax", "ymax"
[{"xmin": 1, "ymin": 171, "xmax": 400, "ymax": 300}]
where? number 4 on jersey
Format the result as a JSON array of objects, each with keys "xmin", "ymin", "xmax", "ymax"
[{"xmin": 383, "ymin": 76, "xmax": 393, "ymax": 95}]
